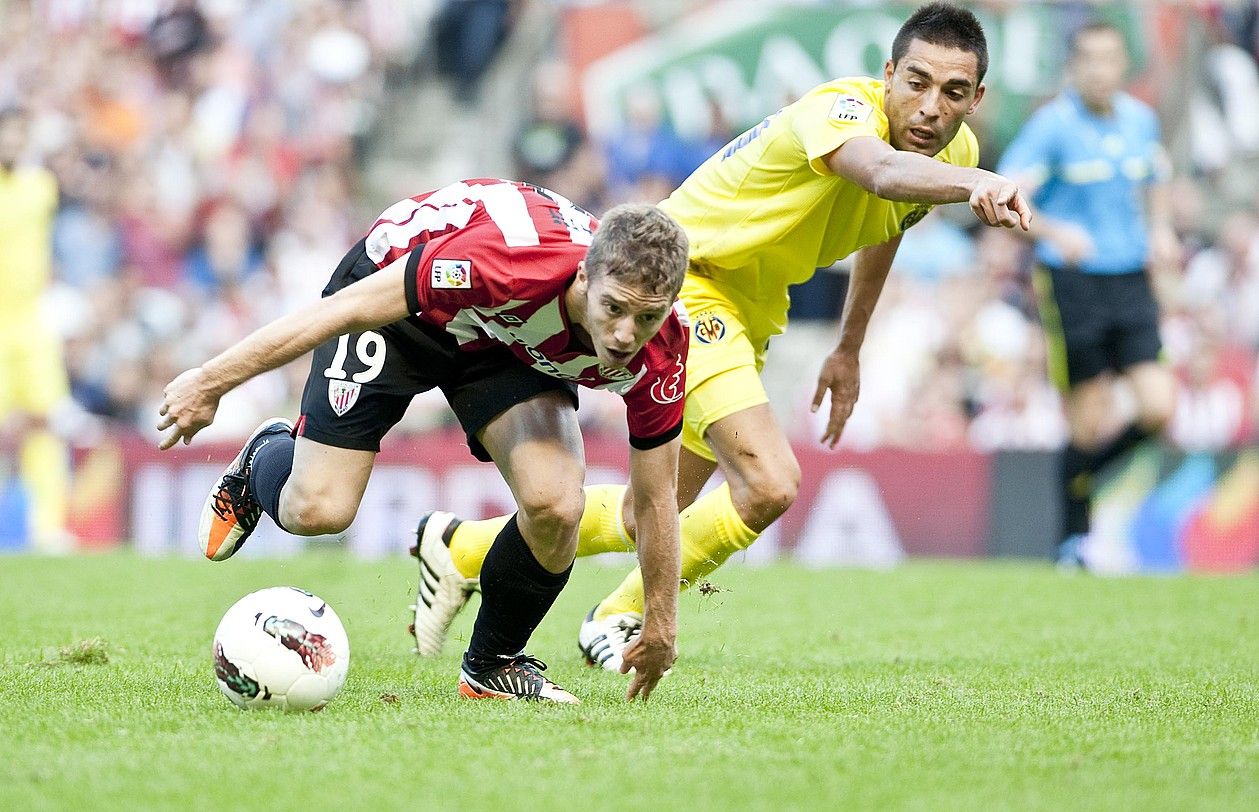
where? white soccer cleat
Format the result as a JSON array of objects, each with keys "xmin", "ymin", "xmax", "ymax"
[
  {"xmin": 577, "ymin": 607, "xmax": 643, "ymax": 672},
  {"xmin": 408, "ymin": 511, "xmax": 478, "ymax": 656}
]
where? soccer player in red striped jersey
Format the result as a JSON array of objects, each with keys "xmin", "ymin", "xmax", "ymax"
[{"xmin": 157, "ymin": 179, "xmax": 690, "ymax": 702}]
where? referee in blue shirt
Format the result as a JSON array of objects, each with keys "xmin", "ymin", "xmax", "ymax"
[{"xmin": 999, "ymin": 22, "xmax": 1178, "ymax": 568}]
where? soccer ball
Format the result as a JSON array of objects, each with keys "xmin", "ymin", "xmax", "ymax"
[{"xmin": 212, "ymin": 587, "xmax": 350, "ymax": 711}]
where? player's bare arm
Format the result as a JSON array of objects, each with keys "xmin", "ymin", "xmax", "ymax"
[
  {"xmin": 828, "ymin": 35, "xmax": 1028, "ymax": 230},
  {"xmin": 812, "ymin": 235, "xmax": 901, "ymax": 448},
  {"xmin": 157, "ymin": 261, "xmax": 411, "ymax": 450},
  {"xmin": 825, "ymin": 137, "xmax": 1030, "ymax": 231},
  {"xmin": 620, "ymin": 437, "xmax": 682, "ymax": 700}
]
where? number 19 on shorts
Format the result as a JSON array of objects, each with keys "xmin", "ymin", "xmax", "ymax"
[{"xmin": 324, "ymin": 331, "xmax": 387, "ymax": 383}]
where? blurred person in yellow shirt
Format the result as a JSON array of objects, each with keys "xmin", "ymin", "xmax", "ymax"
[
  {"xmin": 408, "ymin": 3, "xmax": 1032, "ymax": 671},
  {"xmin": 0, "ymin": 108, "xmax": 71, "ymax": 551}
]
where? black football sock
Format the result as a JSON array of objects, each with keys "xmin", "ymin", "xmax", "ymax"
[
  {"xmin": 1059, "ymin": 442, "xmax": 1094, "ymax": 545},
  {"xmin": 1092, "ymin": 423, "xmax": 1153, "ymax": 474},
  {"xmin": 248, "ymin": 433, "xmax": 295, "ymax": 532},
  {"xmin": 464, "ymin": 514, "xmax": 572, "ymax": 673},
  {"xmin": 1057, "ymin": 425, "xmax": 1155, "ymax": 550}
]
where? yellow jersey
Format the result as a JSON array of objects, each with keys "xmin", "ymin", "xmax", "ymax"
[
  {"xmin": 659, "ymin": 76, "xmax": 979, "ymax": 338},
  {"xmin": 0, "ymin": 164, "xmax": 58, "ymax": 316}
]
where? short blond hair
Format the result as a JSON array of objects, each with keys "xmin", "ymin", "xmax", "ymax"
[{"xmin": 586, "ymin": 204, "xmax": 689, "ymax": 298}]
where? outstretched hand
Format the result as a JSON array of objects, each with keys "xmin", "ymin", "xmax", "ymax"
[
  {"xmin": 156, "ymin": 367, "xmax": 221, "ymax": 450},
  {"xmin": 811, "ymin": 350, "xmax": 860, "ymax": 448},
  {"xmin": 970, "ymin": 177, "xmax": 1032, "ymax": 231},
  {"xmin": 620, "ymin": 622, "xmax": 676, "ymax": 701}
]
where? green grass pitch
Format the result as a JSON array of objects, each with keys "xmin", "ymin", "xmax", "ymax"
[{"xmin": 1, "ymin": 553, "xmax": 1256, "ymax": 810}]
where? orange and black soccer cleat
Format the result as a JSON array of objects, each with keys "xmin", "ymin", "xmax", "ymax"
[
  {"xmin": 458, "ymin": 654, "xmax": 579, "ymax": 704},
  {"xmin": 198, "ymin": 418, "xmax": 294, "ymax": 561}
]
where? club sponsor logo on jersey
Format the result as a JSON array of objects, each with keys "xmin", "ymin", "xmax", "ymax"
[
  {"xmin": 693, "ymin": 312, "xmax": 727, "ymax": 345},
  {"xmin": 829, "ymin": 96, "xmax": 872, "ymax": 123},
  {"xmin": 899, "ymin": 206, "xmax": 930, "ymax": 231},
  {"xmin": 722, "ymin": 114, "xmax": 778, "ymax": 160},
  {"xmin": 431, "ymin": 258, "xmax": 473, "ymax": 289},
  {"xmin": 328, "ymin": 380, "xmax": 361, "ymax": 416},
  {"xmin": 649, "ymin": 358, "xmax": 685, "ymax": 405},
  {"xmin": 524, "ymin": 345, "xmax": 563, "ymax": 378}
]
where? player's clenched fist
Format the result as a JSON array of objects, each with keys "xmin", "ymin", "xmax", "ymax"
[
  {"xmin": 969, "ymin": 176, "xmax": 1032, "ymax": 231},
  {"xmin": 157, "ymin": 366, "xmax": 222, "ymax": 450}
]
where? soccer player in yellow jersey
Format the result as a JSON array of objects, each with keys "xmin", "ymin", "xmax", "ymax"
[
  {"xmin": 0, "ymin": 108, "xmax": 71, "ymax": 552},
  {"xmin": 407, "ymin": 2, "xmax": 1031, "ymax": 672}
]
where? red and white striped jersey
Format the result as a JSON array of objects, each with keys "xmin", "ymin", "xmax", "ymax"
[{"xmin": 363, "ymin": 179, "xmax": 689, "ymax": 447}]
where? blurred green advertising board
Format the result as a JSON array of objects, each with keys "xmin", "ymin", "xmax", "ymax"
[{"xmin": 582, "ymin": 1, "xmax": 1144, "ymax": 157}]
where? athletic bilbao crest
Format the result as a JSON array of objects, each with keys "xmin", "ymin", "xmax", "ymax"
[
  {"xmin": 328, "ymin": 380, "xmax": 361, "ymax": 416},
  {"xmin": 598, "ymin": 364, "xmax": 637, "ymax": 382}
]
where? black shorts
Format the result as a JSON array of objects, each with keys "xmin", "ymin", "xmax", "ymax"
[
  {"xmin": 1033, "ymin": 264, "xmax": 1162, "ymax": 390},
  {"xmin": 296, "ymin": 240, "xmax": 578, "ymax": 461}
]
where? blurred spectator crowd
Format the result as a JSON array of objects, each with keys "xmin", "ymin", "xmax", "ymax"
[
  {"xmin": 0, "ymin": 0, "xmax": 411, "ymax": 444},
  {"xmin": 3, "ymin": 0, "xmax": 1258, "ymax": 455}
]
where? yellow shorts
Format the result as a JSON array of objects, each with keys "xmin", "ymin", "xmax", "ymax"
[
  {"xmin": 679, "ymin": 275, "xmax": 770, "ymax": 463},
  {"xmin": 0, "ymin": 315, "xmax": 69, "ymax": 418}
]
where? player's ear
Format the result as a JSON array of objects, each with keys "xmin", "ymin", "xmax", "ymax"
[
  {"xmin": 883, "ymin": 58, "xmax": 895, "ymax": 85},
  {"xmin": 574, "ymin": 261, "xmax": 589, "ymax": 294},
  {"xmin": 967, "ymin": 83, "xmax": 986, "ymax": 115}
]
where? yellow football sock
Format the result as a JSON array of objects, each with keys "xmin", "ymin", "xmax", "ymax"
[
  {"xmin": 576, "ymin": 484, "xmax": 634, "ymax": 556},
  {"xmin": 448, "ymin": 514, "xmax": 508, "ymax": 579},
  {"xmin": 21, "ymin": 430, "xmax": 69, "ymax": 549},
  {"xmin": 446, "ymin": 484, "xmax": 635, "ymax": 578},
  {"xmin": 595, "ymin": 482, "xmax": 758, "ymax": 619}
]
